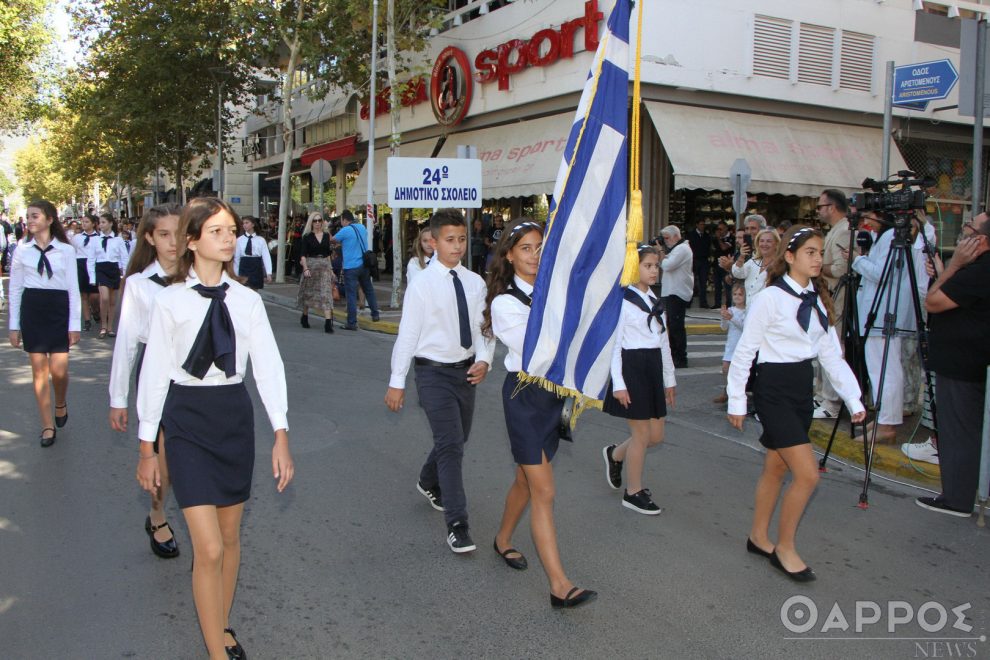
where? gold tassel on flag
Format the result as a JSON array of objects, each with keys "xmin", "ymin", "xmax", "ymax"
[{"xmin": 621, "ymin": 0, "xmax": 646, "ymax": 287}]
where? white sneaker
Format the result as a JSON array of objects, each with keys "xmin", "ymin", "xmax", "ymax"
[
  {"xmin": 901, "ymin": 437, "xmax": 939, "ymax": 465},
  {"xmin": 813, "ymin": 405, "xmax": 839, "ymax": 419}
]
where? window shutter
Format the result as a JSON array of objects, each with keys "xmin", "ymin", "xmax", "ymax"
[
  {"xmin": 753, "ymin": 15, "xmax": 792, "ymax": 80},
  {"xmin": 798, "ymin": 23, "xmax": 835, "ymax": 86},
  {"xmin": 840, "ymin": 30, "xmax": 876, "ymax": 92}
]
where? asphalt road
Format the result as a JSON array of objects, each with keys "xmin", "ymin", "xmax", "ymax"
[{"xmin": 1, "ymin": 299, "xmax": 988, "ymax": 659}]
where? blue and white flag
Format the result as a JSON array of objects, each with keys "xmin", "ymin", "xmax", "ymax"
[{"xmin": 521, "ymin": 0, "xmax": 631, "ymax": 403}]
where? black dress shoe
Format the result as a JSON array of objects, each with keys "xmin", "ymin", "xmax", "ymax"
[
  {"xmin": 551, "ymin": 587, "xmax": 597, "ymax": 609},
  {"xmin": 55, "ymin": 403, "xmax": 68, "ymax": 428},
  {"xmin": 769, "ymin": 551, "xmax": 816, "ymax": 582},
  {"xmin": 40, "ymin": 427, "xmax": 56, "ymax": 448},
  {"xmin": 494, "ymin": 539, "xmax": 528, "ymax": 570},
  {"xmin": 746, "ymin": 538, "xmax": 773, "ymax": 558},
  {"xmin": 224, "ymin": 627, "xmax": 246, "ymax": 659},
  {"xmin": 145, "ymin": 516, "xmax": 180, "ymax": 559}
]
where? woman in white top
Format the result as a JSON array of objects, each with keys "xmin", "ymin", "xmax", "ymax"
[
  {"xmin": 109, "ymin": 204, "xmax": 182, "ymax": 559},
  {"xmin": 136, "ymin": 198, "xmax": 294, "ymax": 659},
  {"xmin": 728, "ymin": 226, "xmax": 865, "ymax": 583},
  {"xmin": 93, "ymin": 213, "xmax": 129, "ymax": 338},
  {"xmin": 601, "ymin": 245, "xmax": 676, "ymax": 516},
  {"xmin": 483, "ymin": 221, "xmax": 597, "ymax": 609},
  {"xmin": 405, "ymin": 225, "xmax": 434, "ymax": 284},
  {"xmin": 7, "ymin": 200, "xmax": 81, "ymax": 447},
  {"xmin": 730, "ymin": 228, "xmax": 779, "ymax": 300},
  {"xmin": 70, "ymin": 214, "xmax": 100, "ymax": 330}
]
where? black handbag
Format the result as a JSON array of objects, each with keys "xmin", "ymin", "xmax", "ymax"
[{"xmin": 351, "ymin": 225, "xmax": 376, "ymax": 269}]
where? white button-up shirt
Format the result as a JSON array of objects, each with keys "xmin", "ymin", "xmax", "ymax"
[
  {"xmin": 660, "ymin": 241, "xmax": 693, "ymax": 302},
  {"xmin": 490, "ymin": 276, "xmax": 533, "ymax": 373},
  {"xmin": 731, "ymin": 257, "xmax": 769, "ymax": 301},
  {"xmin": 389, "ymin": 258, "xmax": 496, "ymax": 389},
  {"xmin": 609, "ymin": 286, "xmax": 676, "ymax": 391},
  {"xmin": 233, "ymin": 234, "xmax": 273, "ymax": 276},
  {"xmin": 727, "ymin": 274, "xmax": 864, "ymax": 417},
  {"xmin": 90, "ymin": 232, "xmax": 128, "ymax": 281},
  {"xmin": 8, "ymin": 238, "xmax": 81, "ymax": 332},
  {"xmin": 108, "ymin": 261, "xmax": 168, "ymax": 408},
  {"xmin": 136, "ymin": 269, "xmax": 289, "ymax": 442}
]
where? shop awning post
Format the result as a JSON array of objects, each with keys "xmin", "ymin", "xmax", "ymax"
[
  {"xmin": 458, "ymin": 144, "xmax": 478, "ymax": 270},
  {"xmin": 882, "ymin": 60, "xmax": 894, "ymax": 179},
  {"xmin": 973, "ymin": 19, "xmax": 986, "ymax": 215}
]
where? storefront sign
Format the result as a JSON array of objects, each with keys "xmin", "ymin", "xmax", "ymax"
[
  {"xmin": 474, "ymin": 0, "xmax": 603, "ymax": 90},
  {"xmin": 431, "ymin": 47, "xmax": 473, "ymax": 127},
  {"xmin": 360, "ymin": 77, "xmax": 428, "ymax": 121},
  {"xmin": 387, "ymin": 157, "xmax": 482, "ymax": 208}
]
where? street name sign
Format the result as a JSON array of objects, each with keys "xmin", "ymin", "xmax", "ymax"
[{"xmin": 892, "ymin": 59, "xmax": 959, "ymax": 109}]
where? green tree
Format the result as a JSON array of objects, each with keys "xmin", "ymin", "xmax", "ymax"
[
  {"xmin": 14, "ymin": 135, "xmax": 86, "ymax": 204},
  {"xmin": 0, "ymin": 0, "xmax": 55, "ymax": 131}
]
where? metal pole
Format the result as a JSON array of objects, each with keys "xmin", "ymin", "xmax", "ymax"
[
  {"xmin": 973, "ymin": 20, "xmax": 986, "ymax": 215},
  {"xmin": 366, "ymin": 0, "xmax": 379, "ymax": 239},
  {"xmin": 882, "ymin": 60, "xmax": 894, "ymax": 179}
]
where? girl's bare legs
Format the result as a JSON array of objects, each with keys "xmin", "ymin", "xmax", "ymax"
[
  {"xmin": 149, "ymin": 430, "xmax": 173, "ymax": 543},
  {"xmin": 495, "ymin": 466, "xmax": 529, "ymax": 559},
  {"xmin": 749, "ymin": 449, "xmax": 786, "ymax": 553},
  {"xmin": 99, "ymin": 286, "xmax": 111, "ymax": 331},
  {"xmin": 48, "ymin": 353, "xmax": 69, "ymax": 418},
  {"xmin": 611, "ymin": 419, "xmax": 666, "ymax": 494},
  {"xmin": 29, "ymin": 353, "xmax": 53, "ymax": 433},
  {"xmin": 773, "ymin": 444, "xmax": 820, "ymax": 572}
]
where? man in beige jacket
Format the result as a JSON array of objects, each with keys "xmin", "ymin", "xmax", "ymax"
[{"xmin": 814, "ymin": 189, "xmax": 853, "ymax": 418}]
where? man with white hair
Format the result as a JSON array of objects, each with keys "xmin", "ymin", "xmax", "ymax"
[
  {"xmin": 743, "ymin": 214, "xmax": 767, "ymax": 238},
  {"xmin": 660, "ymin": 225, "xmax": 693, "ymax": 368}
]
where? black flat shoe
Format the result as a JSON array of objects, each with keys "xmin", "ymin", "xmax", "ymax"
[
  {"xmin": 54, "ymin": 403, "xmax": 68, "ymax": 428},
  {"xmin": 493, "ymin": 539, "xmax": 528, "ymax": 570},
  {"xmin": 224, "ymin": 627, "xmax": 246, "ymax": 659},
  {"xmin": 746, "ymin": 537, "xmax": 773, "ymax": 558},
  {"xmin": 769, "ymin": 551, "xmax": 816, "ymax": 582},
  {"xmin": 145, "ymin": 516, "xmax": 180, "ymax": 559},
  {"xmin": 40, "ymin": 427, "xmax": 56, "ymax": 448},
  {"xmin": 551, "ymin": 587, "xmax": 597, "ymax": 609}
]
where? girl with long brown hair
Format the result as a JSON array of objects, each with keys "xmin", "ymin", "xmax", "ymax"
[
  {"xmin": 109, "ymin": 203, "xmax": 182, "ymax": 559},
  {"xmin": 484, "ymin": 220, "xmax": 596, "ymax": 608},
  {"xmin": 135, "ymin": 197, "xmax": 294, "ymax": 658},
  {"xmin": 7, "ymin": 200, "xmax": 81, "ymax": 447},
  {"xmin": 405, "ymin": 225, "xmax": 434, "ymax": 284},
  {"xmin": 727, "ymin": 225, "xmax": 865, "ymax": 583}
]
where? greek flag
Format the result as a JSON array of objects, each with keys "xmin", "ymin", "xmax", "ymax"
[{"xmin": 521, "ymin": 0, "xmax": 631, "ymax": 403}]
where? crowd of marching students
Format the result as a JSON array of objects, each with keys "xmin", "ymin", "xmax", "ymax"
[{"xmin": 11, "ymin": 196, "xmax": 983, "ymax": 656}]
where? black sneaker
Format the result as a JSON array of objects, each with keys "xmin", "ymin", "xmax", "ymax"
[
  {"xmin": 447, "ymin": 522, "xmax": 476, "ymax": 553},
  {"xmin": 602, "ymin": 445, "xmax": 622, "ymax": 490},
  {"xmin": 622, "ymin": 488, "xmax": 662, "ymax": 516},
  {"xmin": 416, "ymin": 481, "xmax": 444, "ymax": 512},
  {"xmin": 916, "ymin": 496, "xmax": 972, "ymax": 518}
]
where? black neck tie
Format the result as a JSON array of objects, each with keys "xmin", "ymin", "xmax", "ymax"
[
  {"xmin": 149, "ymin": 274, "xmax": 167, "ymax": 287},
  {"xmin": 181, "ymin": 283, "xmax": 237, "ymax": 379},
  {"xmin": 102, "ymin": 235, "xmax": 110, "ymax": 251},
  {"xmin": 124, "ymin": 240, "xmax": 130, "ymax": 253},
  {"xmin": 83, "ymin": 233, "xmax": 93, "ymax": 247},
  {"xmin": 450, "ymin": 270, "xmax": 472, "ymax": 350},
  {"xmin": 245, "ymin": 235, "xmax": 253, "ymax": 256},
  {"xmin": 34, "ymin": 244, "xmax": 54, "ymax": 279}
]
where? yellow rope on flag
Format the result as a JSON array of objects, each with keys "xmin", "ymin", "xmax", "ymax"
[{"xmin": 620, "ymin": 0, "xmax": 646, "ymax": 286}]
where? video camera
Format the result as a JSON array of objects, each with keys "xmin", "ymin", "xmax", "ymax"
[{"xmin": 850, "ymin": 170, "xmax": 931, "ymax": 216}]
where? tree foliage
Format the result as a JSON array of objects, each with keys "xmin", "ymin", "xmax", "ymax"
[
  {"xmin": 0, "ymin": 0, "xmax": 57, "ymax": 131},
  {"xmin": 14, "ymin": 135, "xmax": 87, "ymax": 204}
]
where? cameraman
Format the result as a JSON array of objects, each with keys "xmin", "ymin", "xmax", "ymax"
[
  {"xmin": 916, "ymin": 214, "xmax": 990, "ymax": 517},
  {"xmin": 659, "ymin": 225, "xmax": 693, "ymax": 368},
  {"xmin": 849, "ymin": 210, "xmax": 919, "ymax": 442}
]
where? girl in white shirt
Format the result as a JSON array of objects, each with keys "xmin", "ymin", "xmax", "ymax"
[
  {"xmin": 7, "ymin": 200, "xmax": 81, "ymax": 447},
  {"xmin": 727, "ymin": 226, "xmax": 866, "ymax": 583},
  {"xmin": 70, "ymin": 214, "xmax": 100, "ymax": 330},
  {"xmin": 601, "ymin": 246, "xmax": 676, "ymax": 516},
  {"xmin": 483, "ymin": 221, "xmax": 596, "ymax": 609},
  {"xmin": 93, "ymin": 213, "xmax": 128, "ymax": 338},
  {"xmin": 405, "ymin": 226, "xmax": 434, "ymax": 284},
  {"xmin": 109, "ymin": 204, "xmax": 182, "ymax": 560},
  {"xmin": 714, "ymin": 282, "xmax": 747, "ymax": 404},
  {"xmin": 135, "ymin": 198, "xmax": 294, "ymax": 659}
]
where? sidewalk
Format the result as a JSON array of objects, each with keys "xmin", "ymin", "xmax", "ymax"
[{"xmin": 258, "ymin": 276, "xmax": 726, "ymax": 335}]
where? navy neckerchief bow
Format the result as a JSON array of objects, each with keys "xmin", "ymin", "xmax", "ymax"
[
  {"xmin": 83, "ymin": 232, "xmax": 95, "ymax": 247},
  {"xmin": 101, "ymin": 234, "xmax": 111, "ymax": 251},
  {"xmin": 34, "ymin": 244, "xmax": 54, "ymax": 279},
  {"xmin": 623, "ymin": 287, "xmax": 666, "ymax": 332},
  {"xmin": 181, "ymin": 283, "xmax": 237, "ymax": 379},
  {"xmin": 772, "ymin": 278, "xmax": 828, "ymax": 332},
  {"xmin": 149, "ymin": 273, "xmax": 167, "ymax": 287}
]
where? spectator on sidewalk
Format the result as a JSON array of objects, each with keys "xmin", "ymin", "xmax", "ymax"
[
  {"xmin": 711, "ymin": 221, "xmax": 734, "ymax": 307},
  {"xmin": 730, "ymin": 228, "xmax": 779, "ymax": 301},
  {"xmin": 687, "ymin": 220, "xmax": 713, "ymax": 308},
  {"xmin": 915, "ymin": 214, "xmax": 990, "ymax": 517},
  {"xmin": 332, "ymin": 209, "xmax": 380, "ymax": 330},
  {"xmin": 659, "ymin": 225, "xmax": 692, "ymax": 368}
]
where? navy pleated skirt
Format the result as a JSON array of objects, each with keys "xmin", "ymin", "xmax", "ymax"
[
  {"xmin": 753, "ymin": 360, "xmax": 814, "ymax": 450},
  {"xmin": 20, "ymin": 288, "xmax": 69, "ymax": 354},
  {"xmin": 162, "ymin": 382, "xmax": 255, "ymax": 508},
  {"xmin": 502, "ymin": 372, "xmax": 564, "ymax": 465},
  {"xmin": 238, "ymin": 256, "xmax": 265, "ymax": 290},
  {"xmin": 603, "ymin": 348, "xmax": 667, "ymax": 420},
  {"xmin": 95, "ymin": 261, "xmax": 121, "ymax": 289},
  {"xmin": 76, "ymin": 258, "xmax": 97, "ymax": 293}
]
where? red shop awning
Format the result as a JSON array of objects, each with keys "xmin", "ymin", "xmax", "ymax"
[{"xmin": 300, "ymin": 135, "xmax": 358, "ymax": 166}]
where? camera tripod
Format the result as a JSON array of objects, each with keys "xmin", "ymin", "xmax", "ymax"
[{"xmin": 818, "ymin": 214, "xmax": 939, "ymax": 508}]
